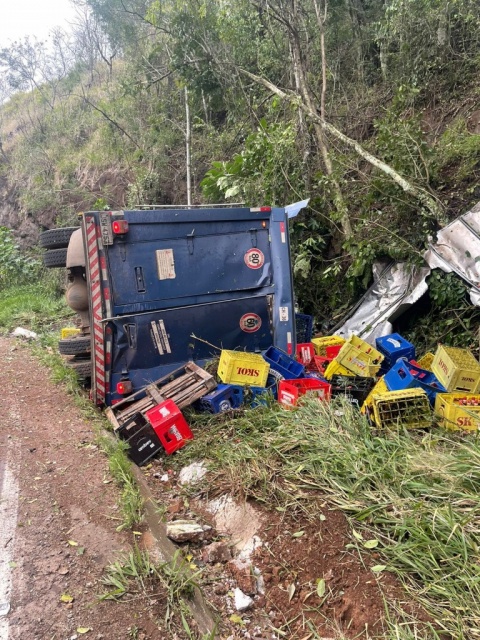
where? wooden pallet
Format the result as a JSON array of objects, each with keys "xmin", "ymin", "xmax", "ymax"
[{"xmin": 106, "ymin": 362, "xmax": 217, "ymax": 430}]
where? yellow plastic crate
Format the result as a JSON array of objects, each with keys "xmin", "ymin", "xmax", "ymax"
[
  {"xmin": 416, "ymin": 352, "xmax": 434, "ymax": 372},
  {"xmin": 434, "ymin": 393, "xmax": 480, "ymax": 431},
  {"xmin": 311, "ymin": 335, "xmax": 346, "ymax": 356},
  {"xmin": 336, "ymin": 335, "xmax": 384, "ymax": 377},
  {"xmin": 61, "ymin": 327, "xmax": 81, "ymax": 339},
  {"xmin": 217, "ymin": 350, "xmax": 269, "ymax": 387},
  {"xmin": 372, "ymin": 389, "xmax": 432, "ymax": 429},
  {"xmin": 361, "ymin": 376, "xmax": 388, "ymax": 417},
  {"xmin": 323, "ymin": 359, "xmax": 355, "ymax": 380},
  {"xmin": 432, "ymin": 345, "xmax": 480, "ymax": 393}
]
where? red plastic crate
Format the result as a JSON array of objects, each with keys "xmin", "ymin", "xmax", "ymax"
[
  {"xmin": 278, "ymin": 378, "xmax": 331, "ymax": 408},
  {"xmin": 296, "ymin": 343, "xmax": 315, "ymax": 366},
  {"xmin": 145, "ymin": 399, "xmax": 193, "ymax": 455}
]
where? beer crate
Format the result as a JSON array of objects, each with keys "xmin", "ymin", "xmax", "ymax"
[
  {"xmin": 312, "ymin": 335, "xmax": 346, "ymax": 356},
  {"xmin": 416, "ymin": 352, "xmax": 434, "ymax": 372},
  {"xmin": 116, "ymin": 412, "xmax": 163, "ymax": 466},
  {"xmin": 145, "ymin": 399, "xmax": 193, "ymax": 455},
  {"xmin": 434, "ymin": 393, "xmax": 480, "ymax": 431},
  {"xmin": 376, "ymin": 333, "xmax": 415, "ymax": 373},
  {"xmin": 336, "ymin": 335, "xmax": 384, "ymax": 377},
  {"xmin": 61, "ymin": 327, "xmax": 81, "ymax": 339},
  {"xmin": 263, "ymin": 346, "xmax": 305, "ymax": 380},
  {"xmin": 432, "ymin": 345, "xmax": 480, "ymax": 393},
  {"xmin": 197, "ymin": 384, "xmax": 243, "ymax": 413},
  {"xmin": 324, "ymin": 359, "xmax": 355, "ymax": 380},
  {"xmin": 217, "ymin": 350, "xmax": 269, "ymax": 387},
  {"xmin": 372, "ymin": 389, "xmax": 432, "ymax": 430},
  {"xmin": 295, "ymin": 313, "xmax": 314, "ymax": 344},
  {"xmin": 330, "ymin": 375, "xmax": 376, "ymax": 409},
  {"xmin": 278, "ymin": 378, "xmax": 331, "ymax": 408},
  {"xmin": 384, "ymin": 360, "xmax": 445, "ymax": 404},
  {"xmin": 296, "ymin": 343, "xmax": 315, "ymax": 366},
  {"xmin": 361, "ymin": 377, "xmax": 389, "ymax": 420}
]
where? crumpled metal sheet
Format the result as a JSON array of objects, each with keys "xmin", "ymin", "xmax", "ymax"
[
  {"xmin": 334, "ymin": 261, "xmax": 430, "ymax": 343},
  {"xmin": 424, "ymin": 201, "xmax": 480, "ymax": 305}
]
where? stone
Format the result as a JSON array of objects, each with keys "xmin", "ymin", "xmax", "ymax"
[
  {"xmin": 228, "ymin": 559, "xmax": 257, "ymax": 595},
  {"xmin": 166, "ymin": 520, "xmax": 212, "ymax": 543},
  {"xmin": 201, "ymin": 541, "xmax": 232, "ymax": 564},
  {"xmin": 178, "ymin": 462, "xmax": 207, "ymax": 485},
  {"xmin": 234, "ymin": 588, "xmax": 253, "ymax": 612}
]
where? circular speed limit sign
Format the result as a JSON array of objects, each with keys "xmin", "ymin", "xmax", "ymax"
[{"xmin": 244, "ymin": 248, "xmax": 265, "ymax": 270}]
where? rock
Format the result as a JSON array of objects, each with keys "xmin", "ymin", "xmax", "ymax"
[
  {"xmin": 12, "ymin": 327, "xmax": 38, "ymax": 340},
  {"xmin": 166, "ymin": 520, "xmax": 212, "ymax": 543},
  {"xmin": 228, "ymin": 559, "xmax": 257, "ymax": 595},
  {"xmin": 254, "ymin": 567, "xmax": 265, "ymax": 595},
  {"xmin": 178, "ymin": 461, "xmax": 207, "ymax": 485},
  {"xmin": 234, "ymin": 587, "xmax": 253, "ymax": 612},
  {"xmin": 202, "ymin": 541, "xmax": 232, "ymax": 564}
]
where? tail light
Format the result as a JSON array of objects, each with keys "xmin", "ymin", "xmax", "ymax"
[
  {"xmin": 112, "ymin": 220, "xmax": 129, "ymax": 234},
  {"xmin": 117, "ymin": 380, "xmax": 133, "ymax": 395}
]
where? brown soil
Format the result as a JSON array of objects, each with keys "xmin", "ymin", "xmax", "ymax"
[{"xmin": 0, "ymin": 336, "xmax": 188, "ymax": 640}]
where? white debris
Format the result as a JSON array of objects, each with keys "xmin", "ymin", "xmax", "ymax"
[
  {"xmin": 237, "ymin": 535, "xmax": 263, "ymax": 562},
  {"xmin": 160, "ymin": 474, "xmax": 169, "ymax": 482},
  {"xmin": 254, "ymin": 567, "xmax": 265, "ymax": 595},
  {"xmin": 12, "ymin": 327, "xmax": 38, "ymax": 340},
  {"xmin": 166, "ymin": 519, "xmax": 212, "ymax": 543},
  {"xmin": 178, "ymin": 461, "xmax": 207, "ymax": 485},
  {"xmin": 234, "ymin": 587, "xmax": 253, "ymax": 612}
]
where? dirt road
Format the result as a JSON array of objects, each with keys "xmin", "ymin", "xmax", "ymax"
[{"xmin": 0, "ymin": 336, "xmax": 171, "ymax": 640}]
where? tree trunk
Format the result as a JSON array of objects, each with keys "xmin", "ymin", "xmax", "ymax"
[{"xmin": 185, "ymin": 86, "xmax": 192, "ymax": 206}]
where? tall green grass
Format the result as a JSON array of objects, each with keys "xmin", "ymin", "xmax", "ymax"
[{"xmin": 179, "ymin": 401, "xmax": 480, "ymax": 639}]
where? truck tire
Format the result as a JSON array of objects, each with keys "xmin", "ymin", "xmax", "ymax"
[
  {"xmin": 68, "ymin": 357, "xmax": 92, "ymax": 379},
  {"xmin": 58, "ymin": 336, "xmax": 91, "ymax": 355},
  {"xmin": 40, "ymin": 227, "xmax": 79, "ymax": 250},
  {"xmin": 43, "ymin": 247, "xmax": 68, "ymax": 268}
]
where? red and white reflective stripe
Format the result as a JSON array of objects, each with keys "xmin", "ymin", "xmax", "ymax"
[
  {"xmin": 86, "ymin": 216, "xmax": 106, "ymax": 404},
  {"xmin": 280, "ymin": 222, "xmax": 286, "ymax": 244},
  {"xmin": 287, "ymin": 331, "xmax": 293, "ymax": 355}
]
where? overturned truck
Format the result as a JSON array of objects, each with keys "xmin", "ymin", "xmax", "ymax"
[{"xmin": 41, "ymin": 204, "xmax": 305, "ymax": 406}]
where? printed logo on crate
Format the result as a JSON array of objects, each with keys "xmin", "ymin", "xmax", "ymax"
[
  {"xmin": 244, "ymin": 248, "xmax": 265, "ymax": 269},
  {"xmin": 239, "ymin": 313, "xmax": 262, "ymax": 333}
]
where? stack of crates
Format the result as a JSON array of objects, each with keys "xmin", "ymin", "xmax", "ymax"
[
  {"xmin": 434, "ymin": 393, "xmax": 480, "ymax": 431},
  {"xmin": 384, "ymin": 360, "xmax": 445, "ymax": 404},
  {"xmin": 371, "ymin": 389, "xmax": 432, "ymax": 429},
  {"xmin": 432, "ymin": 345, "xmax": 480, "ymax": 393},
  {"xmin": 375, "ymin": 333, "xmax": 415, "ymax": 374},
  {"xmin": 335, "ymin": 335, "xmax": 384, "ymax": 377}
]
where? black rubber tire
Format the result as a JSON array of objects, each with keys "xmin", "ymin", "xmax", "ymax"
[
  {"xmin": 40, "ymin": 227, "xmax": 79, "ymax": 250},
  {"xmin": 43, "ymin": 247, "xmax": 68, "ymax": 268},
  {"xmin": 68, "ymin": 358, "xmax": 92, "ymax": 379},
  {"xmin": 58, "ymin": 336, "xmax": 91, "ymax": 355}
]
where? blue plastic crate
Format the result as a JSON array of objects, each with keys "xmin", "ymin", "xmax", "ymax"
[
  {"xmin": 384, "ymin": 360, "xmax": 445, "ymax": 404},
  {"xmin": 198, "ymin": 384, "xmax": 243, "ymax": 413},
  {"xmin": 263, "ymin": 346, "xmax": 305, "ymax": 380},
  {"xmin": 376, "ymin": 333, "xmax": 415, "ymax": 372},
  {"xmin": 295, "ymin": 313, "xmax": 313, "ymax": 344}
]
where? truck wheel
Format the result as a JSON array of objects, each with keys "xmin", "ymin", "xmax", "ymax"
[
  {"xmin": 40, "ymin": 227, "xmax": 79, "ymax": 250},
  {"xmin": 43, "ymin": 247, "xmax": 68, "ymax": 268},
  {"xmin": 58, "ymin": 336, "xmax": 91, "ymax": 355},
  {"xmin": 68, "ymin": 358, "xmax": 92, "ymax": 379}
]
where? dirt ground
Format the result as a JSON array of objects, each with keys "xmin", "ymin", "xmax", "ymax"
[
  {"xmin": 0, "ymin": 336, "xmax": 187, "ymax": 640},
  {"xmin": 0, "ymin": 335, "xmax": 428, "ymax": 640}
]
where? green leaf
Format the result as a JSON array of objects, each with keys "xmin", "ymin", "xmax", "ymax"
[
  {"xmin": 371, "ymin": 565, "xmax": 387, "ymax": 573},
  {"xmin": 292, "ymin": 531, "xmax": 305, "ymax": 538},
  {"xmin": 317, "ymin": 578, "xmax": 326, "ymax": 597},
  {"xmin": 363, "ymin": 539, "xmax": 379, "ymax": 549},
  {"xmin": 287, "ymin": 583, "xmax": 296, "ymax": 601},
  {"xmin": 352, "ymin": 529, "xmax": 363, "ymax": 541}
]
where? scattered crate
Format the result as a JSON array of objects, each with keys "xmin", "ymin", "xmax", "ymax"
[
  {"xmin": 434, "ymin": 393, "xmax": 480, "ymax": 431},
  {"xmin": 336, "ymin": 335, "xmax": 384, "ymax": 377},
  {"xmin": 432, "ymin": 345, "xmax": 480, "ymax": 393},
  {"xmin": 263, "ymin": 346, "xmax": 305, "ymax": 380},
  {"xmin": 61, "ymin": 327, "xmax": 81, "ymax": 339},
  {"xmin": 330, "ymin": 375, "xmax": 376, "ymax": 408},
  {"xmin": 115, "ymin": 412, "xmax": 163, "ymax": 466},
  {"xmin": 384, "ymin": 360, "xmax": 445, "ymax": 404},
  {"xmin": 295, "ymin": 313, "xmax": 314, "ymax": 344},
  {"xmin": 145, "ymin": 399, "xmax": 193, "ymax": 454},
  {"xmin": 218, "ymin": 350, "xmax": 269, "ymax": 387},
  {"xmin": 105, "ymin": 362, "xmax": 217, "ymax": 429},
  {"xmin": 278, "ymin": 378, "xmax": 331, "ymax": 408},
  {"xmin": 372, "ymin": 389, "xmax": 432, "ymax": 430},
  {"xmin": 312, "ymin": 335, "xmax": 346, "ymax": 356},
  {"xmin": 376, "ymin": 333, "xmax": 415, "ymax": 373},
  {"xmin": 361, "ymin": 377, "xmax": 389, "ymax": 420},
  {"xmin": 323, "ymin": 359, "xmax": 355, "ymax": 380},
  {"xmin": 416, "ymin": 352, "xmax": 434, "ymax": 372},
  {"xmin": 296, "ymin": 343, "xmax": 315, "ymax": 366},
  {"xmin": 197, "ymin": 384, "xmax": 243, "ymax": 413}
]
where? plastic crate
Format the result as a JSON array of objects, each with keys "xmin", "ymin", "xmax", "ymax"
[
  {"xmin": 295, "ymin": 313, "xmax": 314, "ymax": 343},
  {"xmin": 372, "ymin": 389, "xmax": 432, "ymax": 429},
  {"xmin": 116, "ymin": 412, "xmax": 163, "ymax": 466},
  {"xmin": 312, "ymin": 335, "xmax": 346, "ymax": 356},
  {"xmin": 376, "ymin": 333, "xmax": 415, "ymax": 367},
  {"xmin": 416, "ymin": 352, "xmax": 434, "ymax": 372},
  {"xmin": 244, "ymin": 384, "xmax": 277, "ymax": 408},
  {"xmin": 432, "ymin": 345, "xmax": 480, "ymax": 393},
  {"xmin": 296, "ymin": 343, "xmax": 315, "ymax": 366},
  {"xmin": 278, "ymin": 378, "xmax": 331, "ymax": 408},
  {"xmin": 324, "ymin": 359, "xmax": 355, "ymax": 380},
  {"xmin": 336, "ymin": 335, "xmax": 384, "ymax": 377},
  {"xmin": 61, "ymin": 327, "xmax": 81, "ymax": 339},
  {"xmin": 384, "ymin": 360, "xmax": 445, "ymax": 404},
  {"xmin": 361, "ymin": 377, "xmax": 389, "ymax": 419},
  {"xmin": 263, "ymin": 346, "xmax": 305, "ymax": 380},
  {"xmin": 145, "ymin": 399, "xmax": 193, "ymax": 455},
  {"xmin": 197, "ymin": 384, "xmax": 243, "ymax": 413},
  {"xmin": 434, "ymin": 393, "xmax": 480, "ymax": 431},
  {"xmin": 218, "ymin": 350, "xmax": 270, "ymax": 387},
  {"xmin": 330, "ymin": 375, "xmax": 376, "ymax": 408}
]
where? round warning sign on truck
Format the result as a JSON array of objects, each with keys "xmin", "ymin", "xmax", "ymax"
[
  {"xmin": 240, "ymin": 313, "xmax": 262, "ymax": 333},
  {"xmin": 244, "ymin": 248, "xmax": 265, "ymax": 270}
]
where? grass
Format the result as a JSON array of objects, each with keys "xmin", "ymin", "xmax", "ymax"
[{"xmin": 177, "ymin": 399, "xmax": 480, "ymax": 639}]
